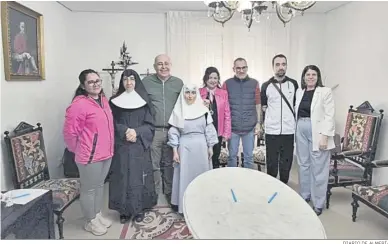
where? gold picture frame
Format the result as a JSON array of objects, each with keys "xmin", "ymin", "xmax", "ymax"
[{"xmin": 1, "ymin": 1, "xmax": 45, "ymax": 81}]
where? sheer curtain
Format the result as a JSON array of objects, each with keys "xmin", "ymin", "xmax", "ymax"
[{"xmin": 166, "ymin": 11, "xmax": 294, "ymax": 87}]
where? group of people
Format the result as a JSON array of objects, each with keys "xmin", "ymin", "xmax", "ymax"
[{"xmin": 62, "ymin": 53, "xmax": 335, "ymax": 236}]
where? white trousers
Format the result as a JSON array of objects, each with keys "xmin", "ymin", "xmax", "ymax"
[{"xmin": 295, "ymin": 118, "xmax": 330, "ymax": 209}]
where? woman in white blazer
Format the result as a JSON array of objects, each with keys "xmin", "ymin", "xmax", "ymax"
[{"xmin": 294, "ymin": 65, "xmax": 335, "ymax": 216}]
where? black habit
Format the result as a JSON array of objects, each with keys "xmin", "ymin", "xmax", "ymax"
[{"xmin": 108, "ymin": 69, "xmax": 157, "ymax": 218}]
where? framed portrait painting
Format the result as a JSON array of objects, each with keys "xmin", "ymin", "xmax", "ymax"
[{"xmin": 1, "ymin": 1, "xmax": 45, "ymax": 81}]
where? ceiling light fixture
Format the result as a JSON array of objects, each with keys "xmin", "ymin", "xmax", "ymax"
[{"xmin": 204, "ymin": 1, "xmax": 316, "ymax": 30}]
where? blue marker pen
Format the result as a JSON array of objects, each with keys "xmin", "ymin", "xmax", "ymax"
[
  {"xmin": 268, "ymin": 192, "xmax": 278, "ymax": 203},
  {"xmin": 12, "ymin": 193, "xmax": 30, "ymax": 199},
  {"xmin": 231, "ymin": 189, "xmax": 237, "ymax": 202}
]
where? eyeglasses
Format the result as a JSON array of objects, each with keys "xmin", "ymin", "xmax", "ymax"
[
  {"xmin": 86, "ymin": 79, "xmax": 102, "ymax": 86},
  {"xmin": 235, "ymin": 66, "xmax": 248, "ymax": 71}
]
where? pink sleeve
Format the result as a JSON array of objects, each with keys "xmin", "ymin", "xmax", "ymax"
[
  {"xmin": 63, "ymin": 101, "xmax": 86, "ymax": 152},
  {"xmin": 223, "ymin": 91, "xmax": 232, "ymax": 139}
]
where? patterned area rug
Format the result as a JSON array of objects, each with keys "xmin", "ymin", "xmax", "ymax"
[{"xmin": 119, "ymin": 206, "xmax": 193, "ymax": 239}]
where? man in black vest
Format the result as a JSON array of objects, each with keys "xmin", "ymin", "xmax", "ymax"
[
  {"xmin": 261, "ymin": 54, "xmax": 298, "ymax": 184},
  {"xmin": 222, "ymin": 58, "xmax": 261, "ymax": 169}
]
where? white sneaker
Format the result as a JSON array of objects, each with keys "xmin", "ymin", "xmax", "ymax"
[
  {"xmin": 96, "ymin": 212, "xmax": 112, "ymax": 228},
  {"xmin": 84, "ymin": 218, "xmax": 107, "ymax": 236}
]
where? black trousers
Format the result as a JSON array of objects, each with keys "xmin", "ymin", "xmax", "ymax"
[
  {"xmin": 265, "ymin": 134, "xmax": 294, "ymax": 184},
  {"xmin": 212, "ymin": 136, "xmax": 223, "ymax": 168}
]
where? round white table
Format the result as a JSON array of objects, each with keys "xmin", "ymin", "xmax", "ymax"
[{"xmin": 183, "ymin": 167, "xmax": 327, "ymax": 239}]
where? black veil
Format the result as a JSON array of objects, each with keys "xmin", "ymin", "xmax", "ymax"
[{"xmin": 113, "ymin": 69, "xmax": 151, "ymax": 105}]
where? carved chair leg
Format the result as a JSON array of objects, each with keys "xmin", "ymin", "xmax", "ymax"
[
  {"xmin": 255, "ymin": 161, "xmax": 261, "ymax": 171},
  {"xmin": 56, "ymin": 212, "xmax": 65, "ymax": 239},
  {"xmin": 326, "ymin": 186, "xmax": 332, "ymax": 209},
  {"xmin": 240, "ymin": 153, "xmax": 244, "ymax": 168},
  {"xmin": 351, "ymin": 197, "xmax": 359, "ymax": 222}
]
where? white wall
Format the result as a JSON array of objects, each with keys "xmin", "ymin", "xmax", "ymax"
[
  {"xmin": 0, "ymin": 1, "xmax": 78, "ymax": 190},
  {"xmin": 289, "ymin": 14, "xmax": 326, "ymax": 83},
  {"xmin": 69, "ymin": 12, "xmax": 166, "ymax": 95},
  {"xmin": 323, "ymin": 1, "xmax": 388, "ymax": 185}
]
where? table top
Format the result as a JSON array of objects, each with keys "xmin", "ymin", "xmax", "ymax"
[
  {"xmin": 183, "ymin": 167, "xmax": 327, "ymax": 239},
  {"xmin": 1, "ymin": 189, "xmax": 54, "ymax": 239}
]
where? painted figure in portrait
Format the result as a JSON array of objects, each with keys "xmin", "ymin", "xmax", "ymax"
[{"xmin": 1, "ymin": 1, "xmax": 45, "ymax": 81}]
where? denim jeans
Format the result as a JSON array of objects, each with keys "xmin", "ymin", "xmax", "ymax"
[{"xmin": 227, "ymin": 129, "xmax": 255, "ymax": 169}]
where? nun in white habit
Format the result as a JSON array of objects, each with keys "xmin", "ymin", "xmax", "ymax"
[
  {"xmin": 108, "ymin": 69, "xmax": 157, "ymax": 224},
  {"xmin": 167, "ymin": 83, "xmax": 219, "ymax": 214}
]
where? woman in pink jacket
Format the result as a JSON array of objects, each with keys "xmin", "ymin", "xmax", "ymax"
[
  {"xmin": 200, "ymin": 67, "xmax": 231, "ymax": 168},
  {"xmin": 63, "ymin": 69, "xmax": 114, "ymax": 236}
]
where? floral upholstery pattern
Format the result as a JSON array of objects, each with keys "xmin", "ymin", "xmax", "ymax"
[
  {"xmin": 218, "ymin": 145, "xmax": 265, "ymax": 165},
  {"xmin": 342, "ymin": 112, "xmax": 377, "ymax": 152},
  {"xmin": 219, "ymin": 147, "xmax": 229, "ymax": 165},
  {"xmin": 353, "ymin": 184, "xmax": 388, "ymax": 213},
  {"xmin": 33, "ymin": 179, "xmax": 80, "ymax": 211},
  {"xmin": 253, "ymin": 145, "xmax": 266, "ymax": 163},
  {"xmin": 8, "ymin": 129, "xmax": 80, "ymax": 212},
  {"xmin": 10, "ymin": 130, "xmax": 47, "ymax": 183},
  {"xmin": 329, "ymin": 159, "xmax": 364, "ymax": 183}
]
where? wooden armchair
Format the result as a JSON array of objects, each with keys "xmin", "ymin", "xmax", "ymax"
[
  {"xmin": 219, "ymin": 142, "xmax": 228, "ymax": 167},
  {"xmin": 351, "ymin": 159, "xmax": 388, "ymax": 222},
  {"xmin": 4, "ymin": 122, "xmax": 80, "ymax": 239},
  {"xmin": 326, "ymin": 101, "xmax": 384, "ymax": 209},
  {"xmin": 239, "ymin": 137, "xmax": 265, "ymax": 171},
  {"xmin": 253, "ymin": 137, "xmax": 266, "ymax": 171},
  {"xmin": 219, "ymin": 136, "xmax": 265, "ymax": 171}
]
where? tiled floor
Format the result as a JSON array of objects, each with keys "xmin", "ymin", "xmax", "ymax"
[{"xmin": 60, "ymin": 163, "xmax": 388, "ymax": 239}]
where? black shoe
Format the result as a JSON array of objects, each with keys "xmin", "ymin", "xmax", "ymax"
[
  {"xmin": 314, "ymin": 208, "xmax": 323, "ymax": 216},
  {"xmin": 120, "ymin": 214, "xmax": 131, "ymax": 224},
  {"xmin": 305, "ymin": 198, "xmax": 311, "ymax": 203},
  {"xmin": 134, "ymin": 212, "xmax": 145, "ymax": 222},
  {"xmin": 171, "ymin": 204, "xmax": 179, "ymax": 212}
]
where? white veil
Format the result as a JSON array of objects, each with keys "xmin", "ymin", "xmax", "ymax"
[
  {"xmin": 168, "ymin": 83, "xmax": 213, "ymax": 129},
  {"xmin": 110, "ymin": 90, "xmax": 146, "ymax": 109}
]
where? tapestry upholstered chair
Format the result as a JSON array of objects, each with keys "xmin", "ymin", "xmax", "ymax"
[
  {"xmin": 253, "ymin": 137, "xmax": 266, "ymax": 171},
  {"xmin": 218, "ymin": 142, "xmax": 245, "ymax": 168},
  {"xmin": 219, "ymin": 135, "xmax": 265, "ymax": 170},
  {"xmin": 326, "ymin": 101, "xmax": 384, "ymax": 209},
  {"xmin": 239, "ymin": 136, "xmax": 266, "ymax": 171},
  {"xmin": 4, "ymin": 122, "xmax": 80, "ymax": 239},
  {"xmin": 351, "ymin": 159, "xmax": 388, "ymax": 222},
  {"xmin": 219, "ymin": 142, "xmax": 229, "ymax": 167}
]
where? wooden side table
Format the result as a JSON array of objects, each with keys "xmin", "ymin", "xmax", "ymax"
[{"xmin": 1, "ymin": 190, "xmax": 55, "ymax": 239}]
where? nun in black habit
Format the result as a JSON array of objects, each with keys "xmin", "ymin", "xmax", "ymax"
[{"xmin": 108, "ymin": 69, "xmax": 157, "ymax": 223}]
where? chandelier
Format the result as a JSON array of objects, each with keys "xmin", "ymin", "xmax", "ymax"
[{"xmin": 204, "ymin": 1, "xmax": 316, "ymax": 29}]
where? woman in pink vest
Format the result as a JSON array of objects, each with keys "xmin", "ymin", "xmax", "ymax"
[
  {"xmin": 63, "ymin": 69, "xmax": 114, "ymax": 236},
  {"xmin": 199, "ymin": 67, "xmax": 231, "ymax": 168}
]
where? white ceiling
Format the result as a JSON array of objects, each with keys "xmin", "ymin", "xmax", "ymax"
[{"xmin": 58, "ymin": 1, "xmax": 350, "ymax": 14}]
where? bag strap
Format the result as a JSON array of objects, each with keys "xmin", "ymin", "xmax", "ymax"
[{"xmin": 271, "ymin": 83, "xmax": 295, "ymax": 119}]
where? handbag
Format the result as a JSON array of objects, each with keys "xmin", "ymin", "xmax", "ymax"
[
  {"xmin": 271, "ymin": 83, "xmax": 295, "ymax": 119},
  {"xmin": 62, "ymin": 148, "xmax": 79, "ymax": 178}
]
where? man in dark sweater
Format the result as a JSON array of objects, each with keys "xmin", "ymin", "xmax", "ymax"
[
  {"xmin": 142, "ymin": 54, "xmax": 183, "ymax": 204},
  {"xmin": 222, "ymin": 58, "xmax": 261, "ymax": 169}
]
